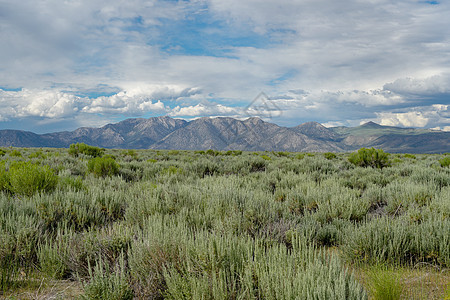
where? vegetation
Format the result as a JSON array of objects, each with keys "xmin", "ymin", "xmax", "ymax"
[
  {"xmin": 87, "ymin": 156, "xmax": 120, "ymax": 177},
  {"xmin": 440, "ymin": 156, "xmax": 450, "ymax": 168},
  {"xmin": 69, "ymin": 143, "xmax": 105, "ymax": 158},
  {"xmin": 348, "ymin": 147, "xmax": 390, "ymax": 169},
  {"xmin": 0, "ymin": 146, "xmax": 449, "ymax": 298}
]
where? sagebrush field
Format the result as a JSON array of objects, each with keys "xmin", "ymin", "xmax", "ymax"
[{"xmin": 0, "ymin": 146, "xmax": 449, "ymax": 299}]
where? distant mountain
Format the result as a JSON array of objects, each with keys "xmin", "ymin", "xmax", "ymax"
[
  {"xmin": 329, "ymin": 122, "xmax": 448, "ymax": 152},
  {"xmin": 43, "ymin": 116, "xmax": 187, "ymax": 149},
  {"xmin": 0, "ymin": 117, "xmax": 449, "ymax": 153},
  {"xmin": 152, "ymin": 117, "xmax": 342, "ymax": 152},
  {"xmin": 291, "ymin": 122, "xmax": 341, "ymax": 141}
]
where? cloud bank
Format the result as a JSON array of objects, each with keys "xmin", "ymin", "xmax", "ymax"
[{"xmin": 0, "ymin": 0, "xmax": 449, "ymax": 132}]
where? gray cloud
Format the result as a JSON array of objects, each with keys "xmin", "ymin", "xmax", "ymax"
[{"xmin": 1, "ymin": 0, "xmax": 450, "ymax": 131}]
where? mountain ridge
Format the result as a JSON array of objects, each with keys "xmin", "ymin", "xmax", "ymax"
[{"xmin": 0, "ymin": 117, "xmax": 449, "ymax": 153}]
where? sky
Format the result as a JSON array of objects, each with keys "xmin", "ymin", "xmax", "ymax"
[{"xmin": 0, "ymin": 0, "xmax": 450, "ymax": 133}]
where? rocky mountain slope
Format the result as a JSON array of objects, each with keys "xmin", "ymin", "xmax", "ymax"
[{"xmin": 0, "ymin": 116, "xmax": 449, "ymax": 153}]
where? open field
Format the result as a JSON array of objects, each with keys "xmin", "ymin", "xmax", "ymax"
[{"xmin": 1, "ymin": 146, "xmax": 449, "ymax": 299}]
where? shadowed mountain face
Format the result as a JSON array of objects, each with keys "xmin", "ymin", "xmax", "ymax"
[{"xmin": 0, "ymin": 116, "xmax": 449, "ymax": 153}]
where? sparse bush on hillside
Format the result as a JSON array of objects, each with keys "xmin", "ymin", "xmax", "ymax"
[
  {"xmin": 69, "ymin": 143, "xmax": 104, "ymax": 158},
  {"xmin": 348, "ymin": 147, "xmax": 390, "ymax": 169}
]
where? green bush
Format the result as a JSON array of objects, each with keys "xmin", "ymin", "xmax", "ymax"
[
  {"xmin": 366, "ymin": 266, "xmax": 403, "ymax": 300},
  {"xmin": 439, "ymin": 156, "xmax": 450, "ymax": 168},
  {"xmin": 38, "ymin": 239, "xmax": 70, "ymax": 279},
  {"xmin": 225, "ymin": 150, "xmax": 243, "ymax": 156},
  {"xmin": 0, "ymin": 163, "xmax": 8, "ymax": 192},
  {"xmin": 206, "ymin": 149, "xmax": 220, "ymax": 156},
  {"xmin": 28, "ymin": 150, "xmax": 46, "ymax": 159},
  {"xmin": 348, "ymin": 147, "xmax": 390, "ymax": 169},
  {"xmin": 69, "ymin": 143, "xmax": 104, "ymax": 158},
  {"xmin": 9, "ymin": 150, "xmax": 22, "ymax": 157},
  {"xmin": 121, "ymin": 150, "xmax": 138, "ymax": 159},
  {"xmin": 296, "ymin": 153, "xmax": 305, "ymax": 160},
  {"xmin": 83, "ymin": 256, "xmax": 133, "ymax": 300},
  {"xmin": 88, "ymin": 157, "xmax": 120, "ymax": 177},
  {"xmin": 0, "ymin": 149, "xmax": 6, "ymax": 157},
  {"xmin": 274, "ymin": 151, "xmax": 290, "ymax": 157},
  {"xmin": 7, "ymin": 161, "xmax": 58, "ymax": 196},
  {"xmin": 324, "ymin": 152, "xmax": 337, "ymax": 160}
]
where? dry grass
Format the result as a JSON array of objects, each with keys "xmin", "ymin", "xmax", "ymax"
[
  {"xmin": 0, "ymin": 279, "xmax": 83, "ymax": 300},
  {"xmin": 354, "ymin": 264, "xmax": 450, "ymax": 300}
]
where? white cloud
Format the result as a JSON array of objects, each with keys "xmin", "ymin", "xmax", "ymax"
[
  {"xmin": 378, "ymin": 111, "xmax": 430, "ymax": 128},
  {"xmin": 0, "ymin": 84, "xmax": 197, "ymax": 122},
  {"xmin": 383, "ymin": 74, "xmax": 450, "ymax": 96},
  {"xmin": 169, "ymin": 103, "xmax": 240, "ymax": 117},
  {"xmin": 1, "ymin": 0, "xmax": 450, "ymax": 131},
  {"xmin": 376, "ymin": 104, "xmax": 449, "ymax": 128}
]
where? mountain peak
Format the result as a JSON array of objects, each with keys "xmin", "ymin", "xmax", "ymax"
[
  {"xmin": 361, "ymin": 121, "xmax": 382, "ymax": 128},
  {"xmin": 244, "ymin": 117, "xmax": 264, "ymax": 125},
  {"xmin": 296, "ymin": 121, "xmax": 325, "ymax": 129},
  {"xmin": 293, "ymin": 121, "xmax": 340, "ymax": 141}
]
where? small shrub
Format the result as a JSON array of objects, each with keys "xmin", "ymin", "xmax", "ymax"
[
  {"xmin": 87, "ymin": 157, "xmax": 120, "ymax": 177},
  {"xmin": 0, "ymin": 162, "xmax": 8, "ymax": 192},
  {"xmin": 121, "ymin": 149, "xmax": 138, "ymax": 159},
  {"xmin": 403, "ymin": 153, "xmax": 416, "ymax": 159},
  {"xmin": 38, "ymin": 240, "xmax": 70, "ymax": 280},
  {"xmin": 348, "ymin": 147, "xmax": 390, "ymax": 169},
  {"xmin": 225, "ymin": 150, "xmax": 243, "ymax": 156},
  {"xmin": 69, "ymin": 143, "xmax": 104, "ymax": 158},
  {"xmin": 28, "ymin": 150, "xmax": 46, "ymax": 159},
  {"xmin": 260, "ymin": 155, "xmax": 271, "ymax": 161},
  {"xmin": 274, "ymin": 151, "xmax": 289, "ymax": 157},
  {"xmin": 324, "ymin": 152, "xmax": 337, "ymax": 160},
  {"xmin": 439, "ymin": 156, "xmax": 450, "ymax": 168},
  {"xmin": 206, "ymin": 149, "xmax": 219, "ymax": 156},
  {"xmin": 0, "ymin": 149, "xmax": 6, "ymax": 157},
  {"xmin": 83, "ymin": 256, "xmax": 133, "ymax": 300},
  {"xmin": 7, "ymin": 161, "xmax": 58, "ymax": 196},
  {"xmin": 366, "ymin": 266, "xmax": 403, "ymax": 300},
  {"xmin": 59, "ymin": 176, "xmax": 85, "ymax": 192},
  {"xmin": 9, "ymin": 150, "xmax": 22, "ymax": 157},
  {"xmin": 296, "ymin": 153, "xmax": 305, "ymax": 160}
]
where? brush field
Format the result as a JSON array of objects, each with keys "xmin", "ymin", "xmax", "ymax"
[{"xmin": 0, "ymin": 147, "xmax": 449, "ymax": 299}]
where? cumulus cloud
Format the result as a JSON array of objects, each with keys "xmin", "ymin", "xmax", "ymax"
[
  {"xmin": 1, "ymin": 0, "xmax": 450, "ymax": 131},
  {"xmin": 376, "ymin": 104, "xmax": 449, "ymax": 128},
  {"xmin": 0, "ymin": 84, "xmax": 198, "ymax": 126},
  {"xmin": 169, "ymin": 103, "xmax": 240, "ymax": 117},
  {"xmin": 383, "ymin": 74, "xmax": 450, "ymax": 97}
]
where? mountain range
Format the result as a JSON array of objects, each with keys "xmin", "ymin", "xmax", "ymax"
[{"xmin": 0, "ymin": 116, "xmax": 449, "ymax": 153}]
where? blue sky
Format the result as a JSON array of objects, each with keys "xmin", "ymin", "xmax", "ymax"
[{"xmin": 0, "ymin": 0, "xmax": 449, "ymax": 133}]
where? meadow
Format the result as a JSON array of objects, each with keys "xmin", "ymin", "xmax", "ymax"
[{"xmin": 0, "ymin": 145, "xmax": 449, "ymax": 299}]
